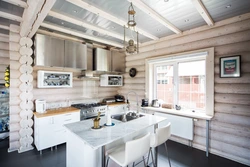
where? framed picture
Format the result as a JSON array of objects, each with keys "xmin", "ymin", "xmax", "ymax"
[{"xmin": 220, "ymin": 55, "xmax": 241, "ymax": 78}]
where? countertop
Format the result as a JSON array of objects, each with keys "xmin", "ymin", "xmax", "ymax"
[
  {"xmin": 102, "ymin": 102, "xmax": 127, "ymax": 106},
  {"xmin": 64, "ymin": 113, "xmax": 167, "ymax": 149},
  {"xmin": 141, "ymin": 107, "xmax": 213, "ymax": 120},
  {"xmin": 33, "ymin": 107, "xmax": 80, "ymax": 118}
]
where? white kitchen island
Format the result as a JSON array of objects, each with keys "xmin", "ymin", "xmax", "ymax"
[{"xmin": 64, "ymin": 113, "xmax": 168, "ymax": 167}]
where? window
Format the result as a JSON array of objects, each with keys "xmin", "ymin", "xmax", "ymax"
[{"xmin": 146, "ymin": 48, "xmax": 214, "ymax": 116}]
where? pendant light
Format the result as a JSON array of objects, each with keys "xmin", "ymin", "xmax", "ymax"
[{"xmin": 124, "ymin": 2, "xmax": 139, "ymax": 54}]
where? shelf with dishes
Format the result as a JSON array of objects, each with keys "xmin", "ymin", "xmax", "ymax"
[{"xmin": 37, "ymin": 70, "xmax": 73, "ymax": 88}]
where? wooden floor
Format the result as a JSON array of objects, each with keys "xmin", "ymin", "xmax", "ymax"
[{"xmin": 0, "ymin": 137, "xmax": 248, "ymax": 167}]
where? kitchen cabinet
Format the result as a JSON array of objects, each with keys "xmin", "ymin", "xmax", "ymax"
[
  {"xmin": 111, "ymin": 50, "xmax": 125, "ymax": 73},
  {"xmin": 108, "ymin": 103, "xmax": 127, "ymax": 115},
  {"xmin": 34, "ymin": 107, "xmax": 80, "ymax": 153},
  {"xmin": 37, "ymin": 70, "xmax": 73, "ymax": 88},
  {"xmin": 35, "ymin": 34, "xmax": 65, "ymax": 67},
  {"xmin": 34, "ymin": 34, "xmax": 87, "ymax": 69},
  {"xmin": 64, "ymin": 40, "xmax": 87, "ymax": 69}
]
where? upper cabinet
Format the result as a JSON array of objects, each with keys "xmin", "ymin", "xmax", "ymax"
[
  {"xmin": 35, "ymin": 34, "xmax": 65, "ymax": 67},
  {"xmin": 34, "ymin": 34, "xmax": 125, "ymax": 73},
  {"xmin": 64, "ymin": 40, "xmax": 87, "ymax": 69},
  {"xmin": 111, "ymin": 50, "xmax": 125, "ymax": 73},
  {"xmin": 34, "ymin": 34, "xmax": 87, "ymax": 69}
]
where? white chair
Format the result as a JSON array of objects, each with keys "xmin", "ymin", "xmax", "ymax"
[
  {"xmin": 106, "ymin": 133, "xmax": 151, "ymax": 167},
  {"xmin": 147, "ymin": 123, "xmax": 171, "ymax": 167}
]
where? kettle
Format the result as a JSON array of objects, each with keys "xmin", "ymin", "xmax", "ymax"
[
  {"xmin": 152, "ymin": 99, "xmax": 160, "ymax": 108},
  {"xmin": 35, "ymin": 99, "xmax": 46, "ymax": 113}
]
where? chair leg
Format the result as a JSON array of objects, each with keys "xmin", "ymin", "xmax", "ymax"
[
  {"xmin": 146, "ymin": 148, "xmax": 151, "ymax": 165},
  {"xmin": 164, "ymin": 142, "xmax": 171, "ymax": 167},
  {"xmin": 142, "ymin": 156, "xmax": 146, "ymax": 167},
  {"xmin": 150, "ymin": 148, "xmax": 155, "ymax": 167},
  {"xmin": 106, "ymin": 157, "xmax": 110, "ymax": 167}
]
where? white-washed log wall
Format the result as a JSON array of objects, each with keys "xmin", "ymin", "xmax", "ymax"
[
  {"xmin": 0, "ymin": 37, "xmax": 9, "ymax": 83},
  {"xmin": 9, "ymin": 25, "xmax": 22, "ymax": 152},
  {"xmin": 18, "ymin": 36, "xmax": 34, "ymax": 153},
  {"xmin": 120, "ymin": 17, "xmax": 250, "ymax": 165}
]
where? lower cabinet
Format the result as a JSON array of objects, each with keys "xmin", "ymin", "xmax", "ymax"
[
  {"xmin": 108, "ymin": 104, "xmax": 127, "ymax": 115},
  {"xmin": 34, "ymin": 111, "xmax": 80, "ymax": 152}
]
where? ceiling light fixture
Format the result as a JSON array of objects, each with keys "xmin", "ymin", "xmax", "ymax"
[
  {"xmin": 226, "ymin": 5, "xmax": 231, "ymax": 8},
  {"xmin": 124, "ymin": 2, "xmax": 139, "ymax": 54}
]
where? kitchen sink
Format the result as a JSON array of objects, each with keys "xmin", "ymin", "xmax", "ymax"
[{"xmin": 111, "ymin": 113, "xmax": 145, "ymax": 122}]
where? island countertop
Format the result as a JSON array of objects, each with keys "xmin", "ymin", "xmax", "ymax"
[{"xmin": 64, "ymin": 113, "xmax": 167, "ymax": 150}]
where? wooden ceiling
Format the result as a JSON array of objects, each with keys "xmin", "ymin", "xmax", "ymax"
[{"xmin": 1, "ymin": 0, "xmax": 250, "ymax": 49}]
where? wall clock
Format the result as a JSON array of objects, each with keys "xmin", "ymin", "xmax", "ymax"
[{"xmin": 129, "ymin": 68, "xmax": 137, "ymax": 77}]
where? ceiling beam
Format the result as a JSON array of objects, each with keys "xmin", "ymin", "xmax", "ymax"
[
  {"xmin": 127, "ymin": 0, "xmax": 182, "ymax": 34},
  {"xmin": 20, "ymin": 0, "xmax": 56, "ymax": 38},
  {"xmin": 0, "ymin": 11, "xmax": 23, "ymax": 22},
  {"xmin": 28, "ymin": 0, "xmax": 57, "ymax": 38},
  {"xmin": 0, "ymin": 25, "xmax": 10, "ymax": 30},
  {"xmin": 41, "ymin": 22, "xmax": 124, "ymax": 48},
  {"xmin": 2, "ymin": 0, "xmax": 28, "ymax": 8},
  {"xmin": 66, "ymin": 0, "xmax": 158, "ymax": 40},
  {"xmin": 49, "ymin": 10, "xmax": 130, "ymax": 42},
  {"xmin": 191, "ymin": 0, "xmax": 214, "ymax": 26}
]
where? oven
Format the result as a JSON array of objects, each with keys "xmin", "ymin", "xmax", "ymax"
[{"xmin": 71, "ymin": 103, "xmax": 107, "ymax": 120}]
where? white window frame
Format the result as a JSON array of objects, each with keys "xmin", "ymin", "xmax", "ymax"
[{"xmin": 145, "ymin": 48, "xmax": 214, "ymax": 116}]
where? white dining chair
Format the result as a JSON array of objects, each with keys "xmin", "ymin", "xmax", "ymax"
[
  {"xmin": 147, "ymin": 123, "xmax": 171, "ymax": 167},
  {"xmin": 106, "ymin": 132, "xmax": 151, "ymax": 167}
]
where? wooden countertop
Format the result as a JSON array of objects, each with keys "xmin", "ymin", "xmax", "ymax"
[
  {"xmin": 33, "ymin": 107, "xmax": 80, "ymax": 118},
  {"xmin": 104, "ymin": 102, "xmax": 127, "ymax": 106}
]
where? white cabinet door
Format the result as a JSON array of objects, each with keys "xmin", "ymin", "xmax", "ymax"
[
  {"xmin": 108, "ymin": 104, "xmax": 126, "ymax": 115},
  {"xmin": 34, "ymin": 111, "xmax": 80, "ymax": 151}
]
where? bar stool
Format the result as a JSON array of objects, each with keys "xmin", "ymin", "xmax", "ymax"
[
  {"xmin": 106, "ymin": 133, "xmax": 150, "ymax": 167},
  {"xmin": 148, "ymin": 123, "xmax": 171, "ymax": 167}
]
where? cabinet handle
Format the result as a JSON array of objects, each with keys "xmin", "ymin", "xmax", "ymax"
[{"xmin": 64, "ymin": 114, "xmax": 72, "ymax": 116}]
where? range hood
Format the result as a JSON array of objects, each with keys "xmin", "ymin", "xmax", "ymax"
[
  {"xmin": 78, "ymin": 46, "xmax": 125, "ymax": 79},
  {"xmin": 93, "ymin": 48, "xmax": 111, "ymax": 72}
]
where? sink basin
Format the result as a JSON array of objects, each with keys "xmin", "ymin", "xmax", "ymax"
[{"xmin": 111, "ymin": 113, "xmax": 145, "ymax": 122}]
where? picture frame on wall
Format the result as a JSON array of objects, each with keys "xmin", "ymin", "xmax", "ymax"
[{"xmin": 220, "ymin": 55, "xmax": 241, "ymax": 78}]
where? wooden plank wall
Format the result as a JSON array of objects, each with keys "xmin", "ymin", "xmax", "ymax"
[{"xmin": 120, "ymin": 16, "xmax": 250, "ymax": 165}]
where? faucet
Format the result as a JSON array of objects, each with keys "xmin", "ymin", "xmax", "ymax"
[{"xmin": 126, "ymin": 91, "xmax": 139, "ymax": 115}]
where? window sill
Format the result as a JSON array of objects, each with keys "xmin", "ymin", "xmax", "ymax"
[{"xmin": 141, "ymin": 107, "xmax": 213, "ymax": 120}]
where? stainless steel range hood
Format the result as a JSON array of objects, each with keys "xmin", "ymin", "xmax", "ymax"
[
  {"xmin": 78, "ymin": 46, "xmax": 125, "ymax": 78},
  {"xmin": 93, "ymin": 48, "xmax": 111, "ymax": 72}
]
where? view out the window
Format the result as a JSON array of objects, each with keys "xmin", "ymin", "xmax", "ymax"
[{"xmin": 155, "ymin": 60, "xmax": 205, "ymax": 111}]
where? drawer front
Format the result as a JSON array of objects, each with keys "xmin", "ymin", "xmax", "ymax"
[
  {"xmin": 54, "ymin": 112, "xmax": 80, "ymax": 125},
  {"xmin": 35, "ymin": 116, "xmax": 54, "ymax": 127}
]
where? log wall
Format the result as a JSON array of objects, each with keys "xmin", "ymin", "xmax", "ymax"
[
  {"xmin": 8, "ymin": 25, "xmax": 22, "ymax": 152},
  {"xmin": 119, "ymin": 17, "xmax": 250, "ymax": 165},
  {"xmin": 0, "ymin": 35, "xmax": 9, "ymax": 83}
]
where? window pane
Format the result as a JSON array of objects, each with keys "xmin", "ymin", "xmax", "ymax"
[
  {"xmin": 178, "ymin": 61, "xmax": 205, "ymax": 111},
  {"xmin": 156, "ymin": 65, "xmax": 174, "ymax": 105}
]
